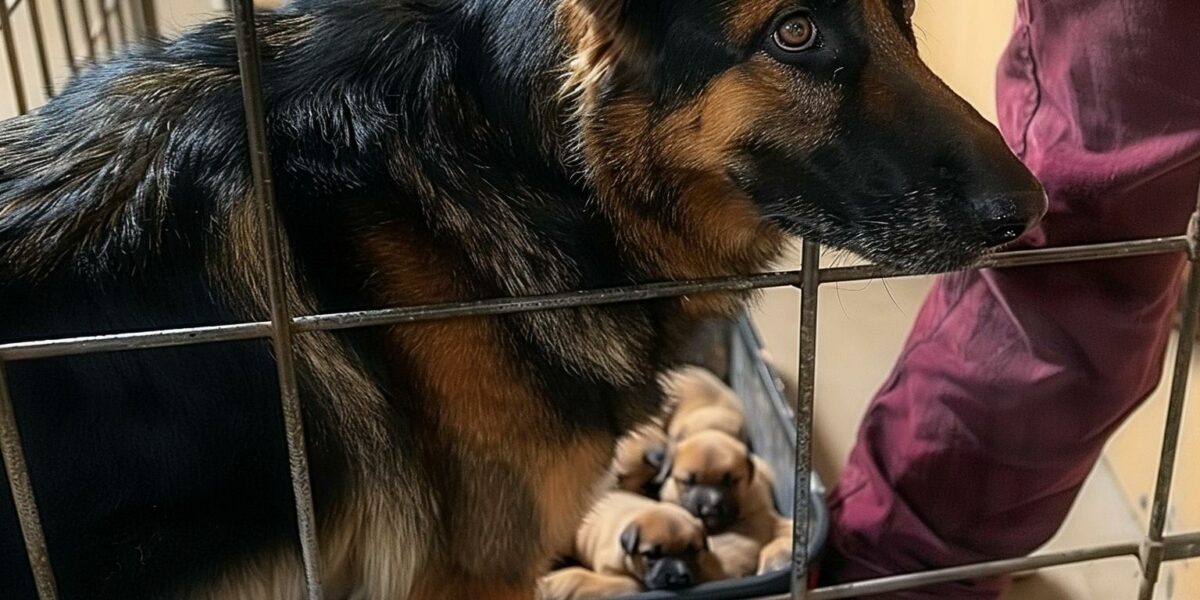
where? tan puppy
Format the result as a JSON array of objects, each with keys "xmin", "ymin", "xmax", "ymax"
[
  {"xmin": 662, "ymin": 366, "xmax": 746, "ymax": 441},
  {"xmin": 610, "ymin": 422, "xmax": 669, "ymax": 497},
  {"xmin": 660, "ymin": 433, "xmax": 782, "ymax": 577},
  {"xmin": 540, "ymin": 491, "xmax": 724, "ymax": 599},
  {"xmin": 757, "ymin": 517, "xmax": 795, "ymax": 575}
]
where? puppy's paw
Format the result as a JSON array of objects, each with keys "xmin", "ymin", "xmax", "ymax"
[
  {"xmin": 538, "ymin": 567, "xmax": 641, "ymax": 600},
  {"xmin": 756, "ymin": 536, "xmax": 793, "ymax": 576}
]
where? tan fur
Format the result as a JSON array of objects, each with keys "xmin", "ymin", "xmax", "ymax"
[
  {"xmin": 611, "ymin": 420, "xmax": 669, "ymax": 495},
  {"xmin": 206, "ymin": 199, "xmax": 435, "ymax": 599},
  {"xmin": 572, "ymin": 491, "xmax": 724, "ymax": 583},
  {"xmin": 661, "ymin": 367, "xmax": 745, "ymax": 441},
  {"xmin": 358, "ymin": 218, "xmax": 616, "ymax": 593},
  {"xmin": 757, "ymin": 517, "xmax": 795, "ymax": 575},
  {"xmin": 537, "ymin": 567, "xmax": 641, "ymax": 600},
  {"xmin": 661, "ymin": 438, "xmax": 782, "ymax": 579},
  {"xmin": 724, "ymin": 0, "xmax": 789, "ymax": 44}
]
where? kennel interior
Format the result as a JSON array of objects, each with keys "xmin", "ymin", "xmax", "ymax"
[{"xmin": 1, "ymin": 1, "xmax": 1200, "ymax": 600}]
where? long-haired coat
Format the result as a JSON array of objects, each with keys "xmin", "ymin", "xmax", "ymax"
[{"xmin": 0, "ymin": 0, "xmax": 1044, "ymax": 597}]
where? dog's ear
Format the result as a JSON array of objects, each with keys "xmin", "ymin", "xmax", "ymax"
[
  {"xmin": 619, "ymin": 523, "xmax": 641, "ymax": 556},
  {"xmin": 644, "ymin": 446, "xmax": 666, "ymax": 471},
  {"xmin": 562, "ymin": 0, "xmax": 660, "ymax": 83},
  {"xmin": 651, "ymin": 447, "xmax": 674, "ymax": 486}
]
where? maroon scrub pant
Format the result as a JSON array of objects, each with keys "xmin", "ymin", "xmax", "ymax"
[{"xmin": 819, "ymin": 1, "xmax": 1200, "ymax": 597}]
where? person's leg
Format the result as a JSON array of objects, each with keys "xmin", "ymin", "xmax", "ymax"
[{"xmin": 819, "ymin": 1, "xmax": 1200, "ymax": 597}]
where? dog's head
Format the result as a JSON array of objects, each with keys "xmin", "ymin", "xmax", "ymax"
[
  {"xmin": 564, "ymin": 0, "xmax": 1046, "ymax": 275},
  {"xmin": 659, "ymin": 430, "xmax": 757, "ymax": 532},
  {"xmin": 618, "ymin": 502, "xmax": 711, "ymax": 590}
]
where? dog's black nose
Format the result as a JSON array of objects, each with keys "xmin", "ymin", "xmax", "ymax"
[
  {"xmin": 698, "ymin": 503, "xmax": 724, "ymax": 518},
  {"xmin": 666, "ymin": 570, "xmax": 692, "ymax": 588},
  {"xmin": 982, "ymin": 218, "xmax": 1028, "ymax": 247},
  {"xmin": 974, "ymin": 191, "xmax": 1047, "ymax": 248}
]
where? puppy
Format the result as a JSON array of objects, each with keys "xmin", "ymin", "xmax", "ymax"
[
  {"xmin": 660, "ymin": 432, "xmax": 782, "ymax": 577},
  {"xmin": 662, "ymin": 366, "xmax": 746, "ymax": 441},
  {"xmin": 542, "ymin": 491, "xmax": 724, "ymax": 598},
  {"xmin": 757, "ymin": 517, "xmax": 796, "ymax": 575},
  {"xmin": 611, "ymin": 421, "xmax": 669, "ymax": 497}
]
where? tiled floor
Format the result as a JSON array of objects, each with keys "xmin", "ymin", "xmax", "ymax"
[{"xmin": 751, "ymin": 251, "xmax": 1167, "ymax": 599}]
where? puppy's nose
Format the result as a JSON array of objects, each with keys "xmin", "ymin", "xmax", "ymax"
[
  {"xmin": 665, "ymin": 570, "xmax": 692, "ymax": 588},
  {"xmin": 698, "ymin": 503, "xmax": 725, "ymax": 518}
]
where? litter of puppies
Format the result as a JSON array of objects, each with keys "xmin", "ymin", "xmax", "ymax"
[{"xmin": 539, "ymin": 366, "xmax": 793, "ymax": 599}]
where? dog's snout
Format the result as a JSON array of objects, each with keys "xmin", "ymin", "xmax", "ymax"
[
  {"xmin": 698, "ymin": 501, "xmax": 724, "ymax": 518},
  {"xmin": 645, "ymin": 559, "xmax": 694, "ymax": 590}
]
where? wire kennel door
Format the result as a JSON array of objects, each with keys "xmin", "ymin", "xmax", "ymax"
[{"xmin": 1, "ymin": 1, "xmax": 1199, "ymax": 599}]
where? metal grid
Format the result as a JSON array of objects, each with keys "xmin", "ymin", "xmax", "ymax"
[{"xmin": 1, "ymin": 1, "xmax": 1198, "ymax": 599}]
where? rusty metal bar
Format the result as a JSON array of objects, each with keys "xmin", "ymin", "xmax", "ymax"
[
  {"xmin": 0, "ymin": 363, "xmax": 59, "ymax": 600},
  {"xmin": 0, "ymin": 0, "xmax": 28, "ymax": 114},
  {"xmin": 821, "ymin": 236, "xmax": 1190, "ymax": 283},
  {"xmin": 52, "ymin": 0, "xmax": 75, "ymax": 73},
  {"xmin": 228, "ymin": 0, "xmax": 323, "ymax": 596},
  {"xmin": 0, "ymin": 237, "xmax": 1194, "ymax": 363},
  {"xmin": 0, "ymin": 271, "xmax": 806, "ymax": 361},
  {"xmin": 135, "ymin": 0, "xmax": 154, "ymax": 38},
  {"xmin": 93, "ymin": 0, "xmax": 111, "ymax": 53},
  {"xmin": 24, "ymin": 0, "xmax": 54, "ymax": 97},
  {"xmin": 791, "ymin": 240, "xmax": 821, "ymax": 600},
  {"xmin": 787, "ymin": 543, "xmax": 1140, "ymax": 600},
  {"xmin": 749, "ymin": 530, "xmax": 1200, "ymax": 600},
  {"xmin": 1137, "ymin": 185, "xmax": 1200, "ymax": 600},
  {"xmin": 107, "ymin": 0, "xmax": 125, "ymax": 47}
]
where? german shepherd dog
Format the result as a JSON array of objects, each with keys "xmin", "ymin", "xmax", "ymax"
[{"xmin": 0, "ymin": 0, "xmax": 1044, "ymax": 597}]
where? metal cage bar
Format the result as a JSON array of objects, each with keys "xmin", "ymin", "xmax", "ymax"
[
  {"xmin": 1137, "ymin": 192, "xmax": 1200, "ymax": 599},
  {"xmin": 52, "ymin": 0, "xmax": 75, "ymax": 74},
  {"xmin": 0, "ymin": 2, "xmax": 1197, "ymax": 599},
  {"xmin": 791, "ymin": 240, "xmax": 821, "ymax": 600},
  {"xmin": 0, "ymin": 363, "xmax": 58, "ymax": 600},
  {"xmin": 107, "ymin": 0, "xmax": 124, "ymax": 47},
  {"xmin": 228, "ymin": 0, "xmax": 324, "ymax": 597},
  {"xmin": 92, "ymin": 0, "xmax": 110, "ymax": 53},
  {"xmin": 0, "ymin": 0, "xmax": 28, "ymax": 114},
  {"xmin": 23, "ymin": 0, "xmax": 53, "ymax": 98},
  {"xmin": 75, "ymin": 0, "xmax": 93, "ymax": 58}
]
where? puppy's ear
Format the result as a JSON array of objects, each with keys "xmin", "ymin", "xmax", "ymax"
[
  {"xmin": 619, "ymin": 523, "xmax": 641, "ymax": 556},
  {"xmin": 651, "ymin": 447, "xmax": 674, "ymax": 486},
  {"xmin": 644, "ymin": 446, "xmax": 666, "ymax": 471}
]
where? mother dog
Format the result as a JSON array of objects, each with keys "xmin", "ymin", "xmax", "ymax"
[{"xmin": 0, "ymin": 0, "xmax": 1044, "ymax": 597}]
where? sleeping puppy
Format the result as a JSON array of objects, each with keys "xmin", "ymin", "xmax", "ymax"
[
  {"xmin": 541, "ymin": 491, "xmax": 724, "ymax": 598},
  {"xmin": 611, "ymin": 421, "xmax": 669, "ymax": 497},
  {"xmin": 662, "ymin": 366, "xmax": 746, "ymax": 441},
  {"xmin": 660, "ymin": 432, "xmax": 782, "ymax": 577}
]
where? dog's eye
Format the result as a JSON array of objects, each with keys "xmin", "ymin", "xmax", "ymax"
[
  {"xmin": 645, "ymin": 545, "xmax": 664, "ymax": 560},
  {"xmin": 773, "ymin": 13, "xmax": 817, "ymax": 52},
  {"xmin": 721, "ymin": 474, "xmax": 736, "ymax": 487}
]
